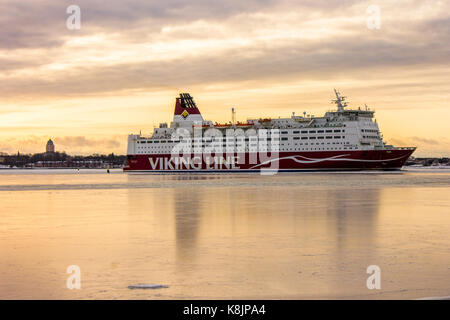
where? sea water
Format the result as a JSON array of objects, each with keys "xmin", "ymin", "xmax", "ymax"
[{"xmin": 0, "ymin": 168, "xmax": 449, "ymax": 299}]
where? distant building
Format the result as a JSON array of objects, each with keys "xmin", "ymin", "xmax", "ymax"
[{"xmin": 46, "ymin": 139, "xmax": 55, "ymax": 153}]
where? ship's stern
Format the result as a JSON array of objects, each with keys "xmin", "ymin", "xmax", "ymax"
[{"xmin": 123, "ymin": 134, "xmax": 139, "ymax": 171}]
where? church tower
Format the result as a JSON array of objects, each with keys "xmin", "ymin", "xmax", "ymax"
[{"xmin": 46, "ymin": 139, "xmax": 55, "ymax": 153}]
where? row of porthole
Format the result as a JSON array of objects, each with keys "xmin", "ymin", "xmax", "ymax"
[
  {"xmin": 137, "ymin": 135, "xmax": 347, "ymax": 146},
  {"xmin": 136, "ymin": 144, "xmax": 355, "ymax": 152},
  {"xmin": 134, "ymin": 147, "xmax": 359, "ymax": 154},
  {"xmin": 136, "ymin": 141, "xmax": 350, "ymax": 150}
]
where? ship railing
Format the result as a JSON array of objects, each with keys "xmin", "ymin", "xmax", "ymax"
[{"xmin": 384, "ymin": 146, "xmax": 416, "ymax": 150}]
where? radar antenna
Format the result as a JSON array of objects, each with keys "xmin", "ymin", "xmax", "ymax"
[{"xmin": 332, "ymin": 89, "xmax": 348, "ymax": 112}]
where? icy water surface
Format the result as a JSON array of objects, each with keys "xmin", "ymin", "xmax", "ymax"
[{"xmin": 0, "ymin": 168, "xmax": 449, "ymax": 299}]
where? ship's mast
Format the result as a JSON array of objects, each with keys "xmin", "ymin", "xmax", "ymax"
[
  {"xmin": 333, "ymin": 89, "xmax": 348, "ymax": 112},
  {"xmin": 231, "ymin": 108, "xmax": 236, "ymax": 125}
]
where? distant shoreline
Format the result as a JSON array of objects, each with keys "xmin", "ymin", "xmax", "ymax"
[
  {"xmin": 0, "ymin": 167, "xmax": 123, "ymax": 170},
  {"xmin": 1, "ymin": 165, "xmax": 449, "ymax": 171}
]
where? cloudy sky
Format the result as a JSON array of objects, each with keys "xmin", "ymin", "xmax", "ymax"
[{"xmin": 0, "ymin": 0, "xmax": 449, "ymax": 156}]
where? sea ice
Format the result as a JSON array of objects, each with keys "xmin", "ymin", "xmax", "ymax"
[{"xmin": 127, "ymin": 284, "xmax": 169, "ymax": 290}]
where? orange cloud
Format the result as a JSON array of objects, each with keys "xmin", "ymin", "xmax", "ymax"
[{"xmin": 0, "ymin": 0, "xmax": 449, "ymax": 156}]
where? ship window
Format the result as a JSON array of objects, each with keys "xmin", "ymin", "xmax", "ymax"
[
  {"xmin": 309, "ymin": 130, "xmax": 316, "ymax": 133},
  {"xmin": 318, "ymin": 136, "xmax": 324, "ymax": 139},
  {"xmin": 326, "ymin": 136, "xmax": 332, "ymax": 139},
  {"xmin": 154, "ymin": 141, "xmax": 159, "ymax": 143},
  {"xmin": 301, "ymin": 131, "xmax": 307, "ymax": 134},
  {"xmin": 318, "ymin": 130, "xmax": 324, "ymax": 133},
  {"xmin": 334, "ymin": 136, "xmax": 340, "ymax": 139},
  {"xmin": 293, "ymin": 137, "xmax": 300, "ymax": 140},
  {"xmin": 293, "ymin": 131, "xmax": 300, "ymax": 134},
  {"xmin": 310, "ymin": 137, "xmax": 316, "ymax": 139},
  {"xmin": 326, "ymin": 130, "xmax": 332, "ymax": 133},
  {"xmin": 334, "ymin": 130, "xmax": 341, "ymax": 133},
  {"xmin": 281, "ymin": 131, "xmax": 288, "ymax": 134},
  {"xmin": 301, "ymin": 137, "xmax": 307, "ymax": 140},
  {"xmin": 281, "ymin": 137, "xmax": 288, "ymax": 141}
]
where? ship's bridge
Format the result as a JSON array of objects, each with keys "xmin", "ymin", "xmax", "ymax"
[{"xmin": 325, "ymin": 109, "xmax": 374, "ymax": 120}]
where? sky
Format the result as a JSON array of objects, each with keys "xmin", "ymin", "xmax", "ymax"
[{"xmin": 0, "ymin": 0, "xmax": 449, "ymax": 156}]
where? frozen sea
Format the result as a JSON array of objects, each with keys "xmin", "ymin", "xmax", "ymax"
[{"xmin": 0, "ymin": 168, "xmax": 449, "ymax": 299}]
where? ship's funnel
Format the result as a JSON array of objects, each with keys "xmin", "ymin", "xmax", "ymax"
[{"xmin": 173, "ymin": 93, "xmax": 204, "ymax": 123}]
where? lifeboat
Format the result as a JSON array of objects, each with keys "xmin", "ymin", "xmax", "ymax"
[{"xmin": 214, "ymin": 123, "xmax": 232, "ymax": 128}]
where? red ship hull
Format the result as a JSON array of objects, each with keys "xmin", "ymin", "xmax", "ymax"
[{"xmin": 124, "ymin": 148, "xmax": 415, "ymax": 172}]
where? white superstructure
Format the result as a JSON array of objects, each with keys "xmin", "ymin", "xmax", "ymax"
[{"xmin": 128, "ymin": 90, "xmax": 388, "ymax": 155}]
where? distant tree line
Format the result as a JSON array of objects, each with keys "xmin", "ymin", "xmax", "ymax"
[
  {"xmin": 405, "ymin": 157, "xmax": 449, "ymax": 166},
  {"xmin": 0, "ymin": 152, "xmax": 127, "ymax": 168}
]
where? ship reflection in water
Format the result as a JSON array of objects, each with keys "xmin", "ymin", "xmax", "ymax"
[{"xmin": 0, "ymin": 169, "xmax": 449, "ymax": 299}]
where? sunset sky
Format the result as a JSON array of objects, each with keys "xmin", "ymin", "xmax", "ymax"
[{"xmin": 0, "ymin": 0, "xmax": 449, "ymax": 156}]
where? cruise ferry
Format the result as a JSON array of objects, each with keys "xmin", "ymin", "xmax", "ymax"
[{"xmin": 124, "ymin": 90, "xmax": 415, "ymax": 172}]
